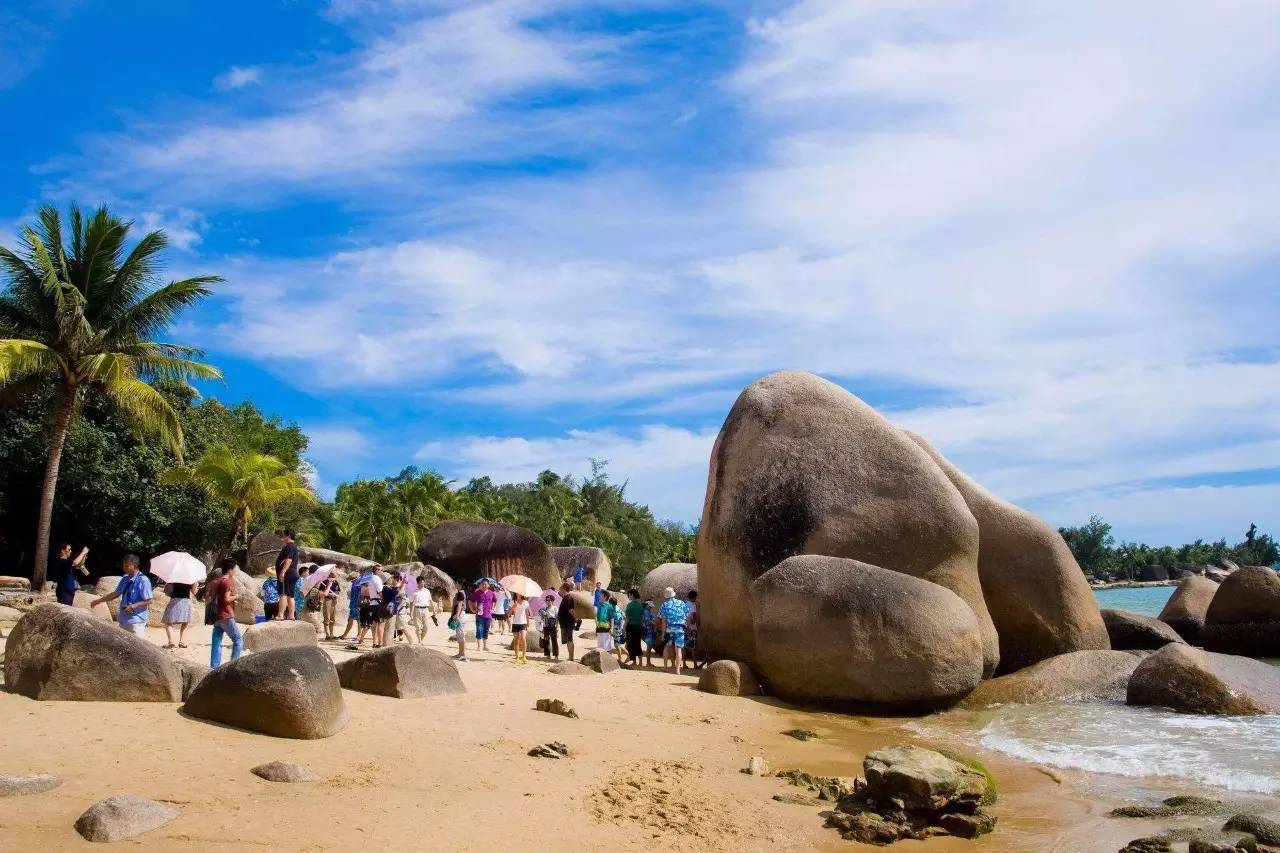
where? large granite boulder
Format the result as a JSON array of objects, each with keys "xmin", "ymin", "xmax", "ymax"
[
  {"xmin": 1102, "ymin": 609, "xmax": 1185, "ymax": 650},
  {"xmin": 698, "ymin": 372, "xmax": 998, "ymax": 672},
  {"xmin": 750, "ymin": 555, "xmax": 984, "ymax": 711},
  {"xmin": 961, "ymin": 650, "xmax": 1140, "ymax": 708},
  {"xmin": 4, "ymin": 604, "xmax": 181, "ymax": 701},
  {"xmin": 383, "ymin": 561, "xmax": 457, "ymax": 602},
  {"xmin": 182, "ymin": 645, "xmax": 347, "ymax": 738},
  {"xmin": 1138, "ymin": 565, "xmax": 1171, "ymax": 582},
  {"xmin": 550, "ymin": 546, "xmax": 612, "ymax": 589},
  {"xmin": 698, "ymin": 659, "xmax": 760, "ymax": 696},
  {"xmin": 335, "ymin": 646, "xmax": 465, "ymax": 698},
  {"xmin": 1159, "ymin": 576, "xmax": 1220, "ymax": 643},
  {"xmin": 94, "ymin": 575, "xmax": 166, "ymax": 623},
  {"xmin": 906, "ymin": 432, "xmax": 1109, "ymax": 673},
  {"xmin": 639, "ymin": 562, "xmax": 697, "ymax": 604},
  {"xmin": 230, "ymin": 567, "xmax": 265, "ymax": 625},
  {"xmin": 419, "ymin": 520, "xmax": 560, "ymax": 591},
  {"xmin": 243, "ymin": 619, "xmax": 319, "ymax": 652},
  {"xmin": 1202, "ymin": 566, "xmax": 1280, "ymax": 656},
  {"xmin": 1126, "ymin": 644, "xmax": 1280, "ymax": 715},
  {"xmin": 72, "ymin": 590, "xmax": 112, "ymax": 620},
  {"xmin": 247, "ymin": 530, "xmax": 285, "ymax": 575},
  {"xmin": 300, "ymin": 546, "xmax": 377, "ymax": 573},
  {"xmin": 567, "ymin": 590, "xmax": 596, "ymax": 620}
]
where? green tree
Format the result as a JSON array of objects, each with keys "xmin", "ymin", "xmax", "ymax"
[
  {"xmin": 0, "ymin": 205, "xmax": 221, "ymax": 587},
  {"xmin": 1058, "ymin": 514, "xmax": 1115, "ymax": 575},
  {"xmin": 162, "ymin": 443, "xmax": 315, "ymax": 549}
]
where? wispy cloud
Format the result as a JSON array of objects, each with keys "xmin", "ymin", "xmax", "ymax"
[{"xmin": 214, "ymin": 65, "xmax": 262, "ymax": 90}]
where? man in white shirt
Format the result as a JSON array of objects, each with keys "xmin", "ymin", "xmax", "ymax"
[{"xmin": 410, "ymin": 578, "xmax": 435, "ymax": 644}]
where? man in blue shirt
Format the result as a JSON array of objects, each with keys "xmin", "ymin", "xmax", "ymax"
[
  {"xmin": 592, "ymin": 581, "xmax": 605, "ymax": 609},
  {"xmin": 91, "ymin": 554, "xmax": 153, "ymax": 638},
  {"xmin": 51, "ymin": 542, "xmax": 89, "ymax": 605}
]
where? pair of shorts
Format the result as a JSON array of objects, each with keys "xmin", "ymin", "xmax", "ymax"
[
  {"xmin": 493, "ymin": 613, "xmax": 509, "ymax": 622},
  {"xmin": 348, "ymin": 604, "xmax": 359, "ymax": 621},
  {"xmin": 664, "ymin": 630, "xmax": 686, "ymax": 650},
  {"xmin": 378, "ymin": 603, "xmax": 397, "ymax": 621},
  {"xmin": 454, "ymin": 623, "xmax": 466, "ymax": 644},
  {"xmin": 359, "ymin": 600, "xmax": 381, "ymax": 628},
  {"xmin": 119, "ymin": 621, "xmax": 147, "ymax": 637},
  {"xmin": 512, "ymin": 623, "xmax": 527, "ymax": 633},
  {"xmin": 475, "ymin": 616, "xmax": 492, "ymax": 640},
  {"xmin": 281, "ymin": 576, "xmax": 299, "ymax": 597},
  {"xmin": 559, "ymin": 623, "xmax": 575, "ymax": 644}
]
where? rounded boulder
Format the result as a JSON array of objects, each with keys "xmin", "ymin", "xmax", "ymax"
[
  {"xmin": 1202, "ymin": 566, "xmax": 1280, "ymax": 657},
  {"xmin": 960, "ymin": 650, "xmax": 1141, "ymax": 708},
  {"xmin": 1126, "ymin": 644, "xmax": 1280, "ymax": 715},
  {"xmin": 1158, "ymin": 576, "xmax": 1219, "ymax": 644},
  {"xmin": 698, "ymin": 372, "xmax": 997, "ymax": 673},
  {"xmin": 335, "ymin": 646, "xmax": 465, "ymax": 698},
  {"xmin": 243, "ymin": 619, "xmax": 319, "ymax": 652},
  {"xmin": 1101, "ymin": 609, "xmax": 1185, "ymax": 650},
  {"xmin": 639, "ymin": 562, "xmax": 697, "ymax": 605},
  {"xmin": 750, "ymin": 555, "xmax": 984, "ymax": 711},
  {"xmin": 182, "ymin": 645, "xmax": 347, "ymax": 738},
  {"xmin": 697, "ymin": 660, "xmax": 760, "ymax": 696}
]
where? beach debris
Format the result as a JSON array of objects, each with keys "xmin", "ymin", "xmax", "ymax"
[
  {"xmin": 251, "ymin": 761, "xmax": 320, "ymax": 783},
  {"xmin": 4, "ymin": 604, "xmax": 183, "ymax": 701},
  {"xmin": 535, "ymin": 698, "xmax": 578, "ymax": 718},
  {"xmin": 547, "ymin": 661, "xmax": 592, "ymax": 676},
  {"xmin": 772, "ymin": 792, "xmax": 823, "ymax": 807},
  {"xmin": 1112, "ymin": 795, "xmax": 1227, "ymax": 819},
  {"xmin": 0, "ymin": 773, "xmax": 62, "ymax": 797},
  {"xmin": 579, "ymin": 649, "xmax": 620, "ymax": 674},
  {"xmin": 775, "ymin": 770, "xmax": 855, "ymax": 802},
  {"xmin": 1102, "ymin": 608, "xmax": 1186, "ymax": 650},
  {"xmin": 336, "ymin": 646, "xmax": 465, "ymax": 698},
  {"xmin": 1126, "ymin": 645, "xmax": 1280, "ymax": 715},
  {"xmin": 822, "ymin": 745, "xmax": 996, "ymax": 844},
  {"xmin": 1224, "ymin": 813, "xmax": 1280, "ymax": 846},
  {"xmin": 698, "ymin": 659, "xmax": 760, "ymax": 696},
  {"xmin": 528, "ymin": 742, "xmax": 570, "ymax": 759},
  {"xmin": 74, "ymin": 795, "xmax": 180, "ymax": 843},
  {"xmin": 782, "ymin": 728, "xmax": 819, "ymax": 741},
  {"xmin": 183, "ymin": 645, "xmax": 347, "ymax": 739},
  {"xmin": 742, "ymin": 756, "xmax": 770, "ymax": 776},
  {"xmin": 1118, "ymin": 838, "xmax": 1173, "ymax": 853},
  {"xmin": 242, "ymin": 619, "xmax": 319, "ymax": 652}
]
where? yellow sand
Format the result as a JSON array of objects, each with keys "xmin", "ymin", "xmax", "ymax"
[{"xmin": 0, "ymin": 617, "xmax": 1157, "ymax": 851}]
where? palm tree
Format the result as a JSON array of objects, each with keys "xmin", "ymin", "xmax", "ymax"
[
  {"xmin": 162, "ymin": 444, "xmax": 315, "ymax": 549},
  {"xmin": 0, "ymin": 204, "xmax": 222, "ymax": 589}
]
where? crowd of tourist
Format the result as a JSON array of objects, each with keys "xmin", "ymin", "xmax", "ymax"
[{"xmin": 51, "ymin": 533, "xmax": 704, "ymax": 677}]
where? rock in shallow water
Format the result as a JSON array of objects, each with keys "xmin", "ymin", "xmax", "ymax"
[
  {"xmin": 0, "ymin": 773, "xmax": 61, "ymax": 797},
  {"xmin": 1126, "ymin": 644, "xmax": 1280, "ymax": 715},
  {"xmin": 1223, "ymin": 813, "xmax": 1280, "ymax": 846},
  {"xmin": 960, "ymin": 649, "xmax": 1140, "ymax": 708},
  {"xmin": 74, "ymin": 795, "xmax": 179, "ymax": 842},
  {"xmin": 1102, "ymin": 609, "xmax": 1186, "ymax": 650}
]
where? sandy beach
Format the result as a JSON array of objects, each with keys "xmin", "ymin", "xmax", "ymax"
[{"xmin": 0, "ymin": 614, "xmax": 1162, "ymax": 852}]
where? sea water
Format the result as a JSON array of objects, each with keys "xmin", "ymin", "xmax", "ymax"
[{"xmin": 1093, "ymin": 585, "xmax": 1175, "ymax": 616}]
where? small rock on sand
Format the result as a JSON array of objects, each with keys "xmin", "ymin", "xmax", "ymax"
[
  {"xmin": 782, "ymin": 729, "xmax": 818, "ymax": 741},
  {"xmin": 579, "ymin": 650, "xmax": 620, "ymax": 674},
  {"xmin": 772, "ymin": 792, "xmax": 822, "ymax": 807},
  {"xmin": 1223, "ymin": 813, "xmax": 1280, "ymax": 846},
  {"xmin": 0, "ymin": 773, "xmax": 62, "ymax": 797},
  {"xmin": 535, "ymin": 698, "xmax": 578, "ymax": 718},
  {"xmin": 528, "ymin": 742, "xmax": 570, "ymax": 759},
  {"xmin": 74, "ymin": 795, "xmax": 180, "ymax": 842},
  {"xmin": 251, "ymin": 761, "xmax": 319, "ymax": 783},
  {"xmin": 547, "ymin": 661, "xmax": 591, "ymax": 676},
  {"xmin": 743, "ymin": 756, "xmax": 770, "ymax": 776}
]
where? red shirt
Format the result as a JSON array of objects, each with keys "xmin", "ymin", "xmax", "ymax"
[{"xmin": 210, "ymin": 575, "xmax": 235, "ymax": 621}]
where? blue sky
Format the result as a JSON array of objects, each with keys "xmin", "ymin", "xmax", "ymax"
[{"xmin": 4, "ymin": 0, "xmax": 1280, "ymax": 545}]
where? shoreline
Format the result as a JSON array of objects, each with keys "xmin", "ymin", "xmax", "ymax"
[{"xmin": 1089, "ymin": 580, "xmax": 1177, "ymax": 590}]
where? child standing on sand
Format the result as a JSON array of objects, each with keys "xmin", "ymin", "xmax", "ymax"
[
  {"xmin": 450, "ymin": 590, "xmax": 469, "ymax": 662},
  {"xmin": 510, "ymin": 593, "xmax": 529, "ymax": 663}
]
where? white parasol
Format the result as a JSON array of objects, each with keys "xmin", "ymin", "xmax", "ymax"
[
  {"xmin": 302, "ymin": 565, "xmax": 336, "ymax": 594},
  {"xmin": 500, "ymin": 574, "xmax": 543, "ymax": 601},
  {"xmin": 149, "ymin": 551, "xmax": 207, "ymax": 585}
]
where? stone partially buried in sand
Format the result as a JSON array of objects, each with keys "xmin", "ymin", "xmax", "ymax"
[
  {"xmin": 579, "ymin": 649, "xmax": 620, "ymax": 674},
  {"xmin": 4, "ymin": 604, "xmax": 182, "ymax": 702},
  {"xmin": 698, "ymin": 372, "xmax": 999, "ymax": 673},
  {"xmin": 548, "ymin": 661, "xmax": 592, "ymax": 676},
  {"xmin": 1126, "ymin": 644, "xmax": 1280, "ymax": 715},
  {"xmin": 336, "ymin": 646, "xmax": 465, "ymax": 698},
  {"xmin": 243, "ymin": 619, "xmax": 318, "ymax": 652},
  {"xmin": 1101, "ymin": 609, "xmax": 1185, "ymax": 650},
  {"xmin": 0, "ymin": 773, "xmax": 62, "ymax": 797},
  {"xmin": 698, "ymin": 660, "xmax": 760, "ymax": 697},
  {"xmin": 961, "ymin": 650, "xmax": 1140, "ymax": 708},
  {"xmin": 905, "ymin": 431, "xmax": 1109, "ymax": 673},
  {"xmin": 183, "ymin": 645, "xmax": 347, "ymax": 738},
  {"xmin": 1158, "ymin": 575, "xmax": 1219, "ymax": 644},
  {"xmin": 750, "ymin": 555, "xmax": 984, "ymax": 711},
  {"xmin": 251, "ymin": 761, "xmax": 319, "ymax": 783},
  {"xmin": 74, "ymin": 795, "xmax": 180, "ymax": 843}
]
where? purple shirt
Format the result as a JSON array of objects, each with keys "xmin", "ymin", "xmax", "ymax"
[{"xmin": 472, "ymin": 588, "xmax": 497, "ymax": 618}]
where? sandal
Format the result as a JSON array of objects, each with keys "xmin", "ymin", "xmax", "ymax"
[
  {"xmin": 178, "ymin": 643, "xmax": 188, "ymax": 648},
  {"xmin": 163, "ymin": 644, "xmax": 175, "ymax": 649}
]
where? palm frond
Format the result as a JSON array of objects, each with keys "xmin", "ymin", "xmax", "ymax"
[
  {"xmin": 0, "ymin": 339, "xmax": 65, "ymax": 385},
  {"xmin": 99, "ymin": 372, "xmax": 184, "ymax": 459},
  {"xmin": 109, "ymin": 275, "xmax": 222, "ymax": 342}
]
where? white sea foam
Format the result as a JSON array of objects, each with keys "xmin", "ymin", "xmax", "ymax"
[{"xmin": 915, "ymin": 703, "xmax": 1280, "ymax": 796}]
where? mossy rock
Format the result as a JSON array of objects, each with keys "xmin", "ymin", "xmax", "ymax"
[
  {"xmin": 782, "ymin": 728, "xmax": 819, "ymax": 741},
  {"xmin": 1112, "ymin": 795, "xmax": 1225, "ymax": 819},
  {"xmin": 934, "ymin": 748, "xmax": 997, "ymax": 806}
]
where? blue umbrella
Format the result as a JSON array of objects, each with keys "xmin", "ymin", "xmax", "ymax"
[{"xmin": 473, "ymin": 576, "xmax": 501, "ymax": 588}]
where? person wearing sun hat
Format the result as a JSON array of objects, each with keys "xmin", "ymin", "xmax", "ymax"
[{"xmin": 656, "ymin": 586, "xmax": 688, "ymax": 674}]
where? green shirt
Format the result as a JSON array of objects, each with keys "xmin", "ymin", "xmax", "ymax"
[
  {"xmin": 595, "ymin": 601, "xmax": 615, "ymax": 629},
  {"xmin": 624, "ymin": 599, "xmax": 645, "ymax": 626}
]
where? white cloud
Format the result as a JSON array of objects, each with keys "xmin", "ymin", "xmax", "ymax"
[
  {"xmin": 305, "ymin": 424, "xmax": 374, "ymax": 462},
  {"xmin": 415, "ymin": 425, "xmax": 717, "ymax": 521},
  {"xmin": 213, "ymin": 65, "xmax": 262, "ymax": 90},
  {"xmin": 135, "ymin": 208, "xmax": 204, "ymax": 251}
]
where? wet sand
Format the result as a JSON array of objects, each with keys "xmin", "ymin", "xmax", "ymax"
[{"xmin": 0, "ymin": 616, "xmax": 1158, "ymax": 852}]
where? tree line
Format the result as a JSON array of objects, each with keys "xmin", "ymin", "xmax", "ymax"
[{"xmin": 1058, "ymin": 515, "xmax": 1279, "ymax": 578}]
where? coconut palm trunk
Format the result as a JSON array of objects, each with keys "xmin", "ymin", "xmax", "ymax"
[{"xmin": 31, "ymin": 385, "xmax": 77, "ymax": 592}]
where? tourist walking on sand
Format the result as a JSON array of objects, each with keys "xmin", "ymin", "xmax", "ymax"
[
  {"xmin": 449, "ymin": 590, "xmax": 469, "ymax": 661},
  {"xmin": 339, "ymin": 571, "xmax": 361, "ymax": 640},
  {"xmin": 471, "ymin": 579, "xmax": 497, "ymax": 652},
  {"xmin": 642, "ymin": 599, "xmax": 658, "ymax": 667},
  {"xmin": 623, "ymin": 589, "xmax": 645, "ymax": 666},
  {"xmin": 274, "ymin": 530, "xmax": 300, "ymax": 620},
  {"xmin": 557, "ymin": 582, "xmax": 579, "ymax": 661},
  {"xmin": 538, "ymin": 592, "xmax": 559, "ymax": 659},
  {"xmin": 161, "ymin": 576, "xmax": 194, "ymax": 649},
  {"xmin": 90, "ymin": 554, "xmax": 152, "ymax": 637},
  {"xmin": 493, "ymin": 586, "xmax": 511, "ymax": 636},
  {"xmin": 610, "ymin": 595, "xmax": 626, "ymax": 664},
  {"xmin": 295, "ymin": 564, "xmax": 310, "ymax": 619},
  {"xmin": 510, "ymin": 592, "xmax": 529, "ymax": 663},
  {"xmin": 206, "ymin": 558, "xmax": 243, "ymax": 667},
  {"xmin": 410, "ymin": 576, "xmax": 434, "ymax": 645},
  {"xmin": 353, "ymin": 566, "xmax": 383, "ymax": 648},
  {"xmin": 657, "ymin": 587, "xmax": 688, "ymax": 674},
  {"xmin": 378, "ymin": 570, "xmax": 402, "ymax": 648},
  {"xmin": 318, "ymin": 572, "xmax": 341, "ymax": 640},
  {"xmin": 595, "ymin": 593, "xmax": 617, "ymax": 653},
  {"xmin": 51, "ymin": 542, "xmax": 89, "ymax": 606}
]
